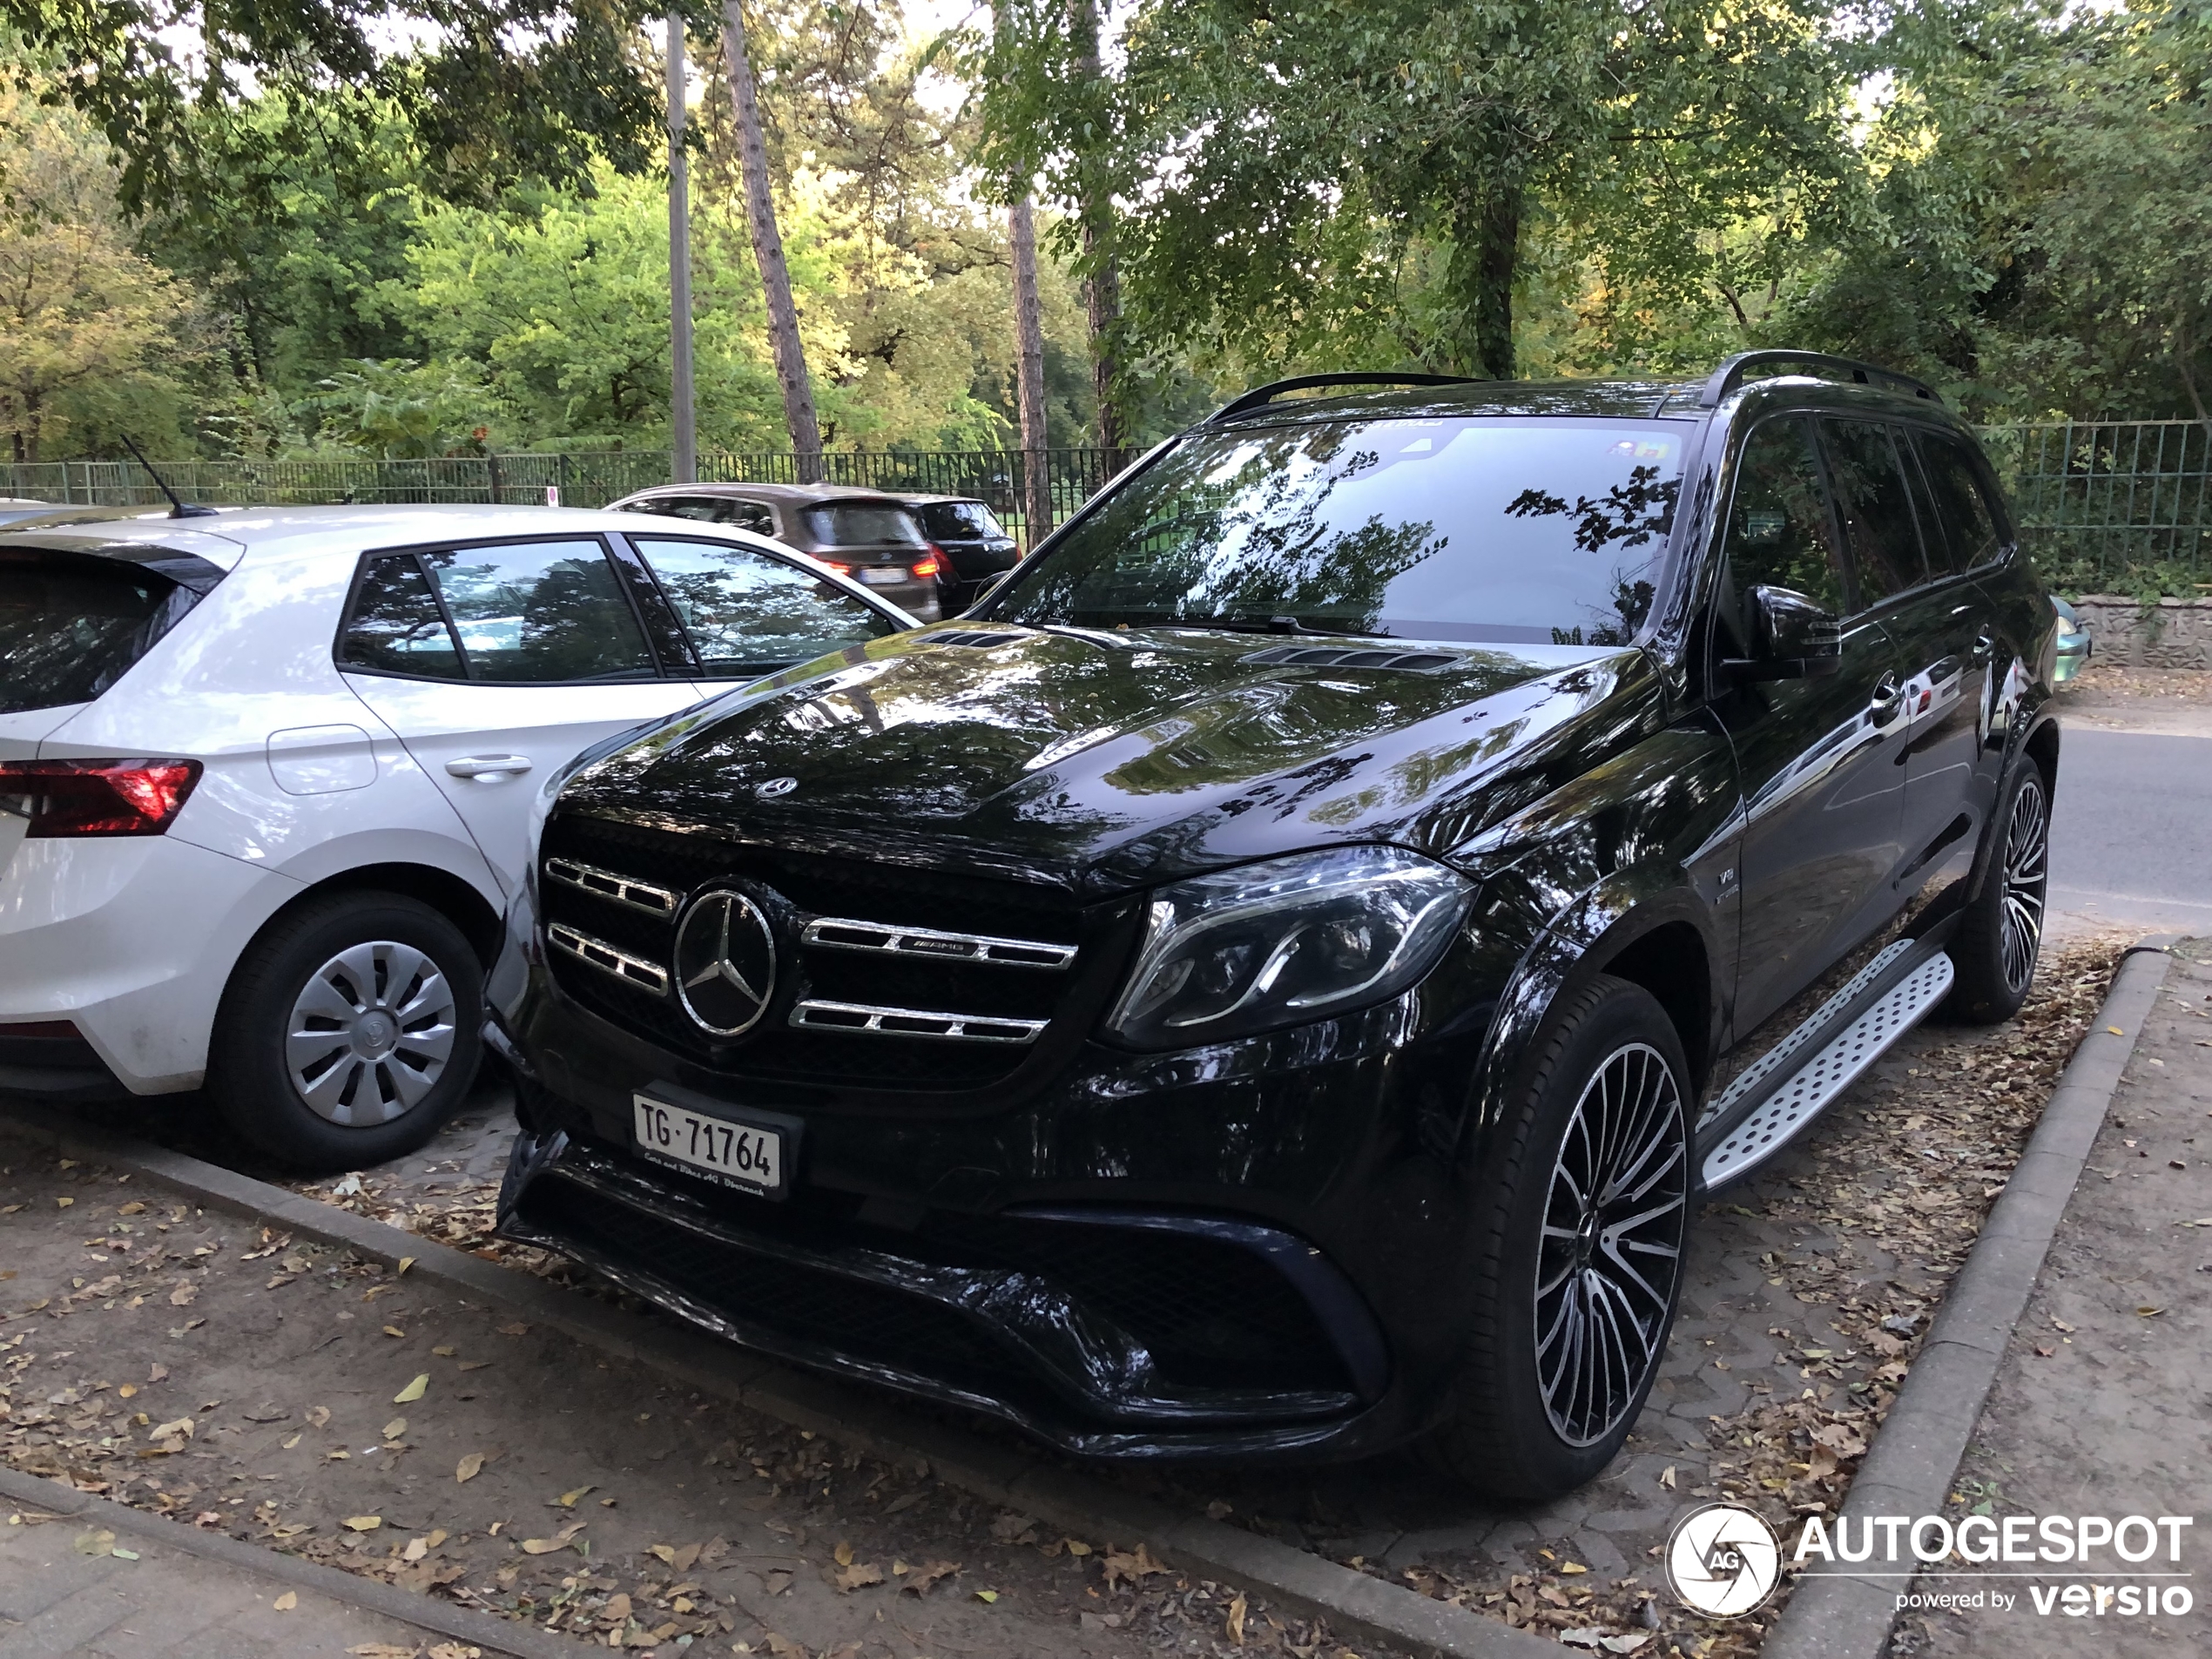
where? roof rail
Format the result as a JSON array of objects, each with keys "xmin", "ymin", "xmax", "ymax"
[
  {"xmin": 1698, "ymin": 350, "xmax": 1939, "ymax": 408},
  {"xmin": 1206, "ymin": 372, "xmax": 1485, "ymax": 425}
]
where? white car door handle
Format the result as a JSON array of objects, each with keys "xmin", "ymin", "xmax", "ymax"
[{"xmin": 446, "ymin": 754, "xmax": 533, "ymax": 779}]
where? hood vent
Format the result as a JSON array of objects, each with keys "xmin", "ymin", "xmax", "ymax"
[
  {"xmin": 1241, "ymin": 644, "xmax": 1461, "ymax": 673},
  {"xmin": 929, "ymin": 629, "xmax": 1028, "ymax": 649}
]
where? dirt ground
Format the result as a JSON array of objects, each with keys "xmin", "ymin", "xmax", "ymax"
[
  {"xmin": 0, "ymin": 1144, "xmax": 1385, "ymax": 1659},
  {"xmin": 11, "ymin": 938, "xmax": 2126, "ymax": 1658},
  {"xmin": 2049, "ymin": 662, "xmax": 2212, "ymax": 737},
  {"xmin": 1061, "ymin": 943, "xmax": 2125, "ymax": 1658}
]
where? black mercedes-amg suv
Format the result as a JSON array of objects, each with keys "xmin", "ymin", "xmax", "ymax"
[{"xmin": 487, "ymin": 352, "xmax": 2060, "ymax": 1499}]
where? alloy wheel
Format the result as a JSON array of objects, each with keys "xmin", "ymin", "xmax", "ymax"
[
  {"xmin": 1535, "ymin": 1042, "xmax": 1689, "ymax": 1446},
  {"xmin": 1999, "ymin": 773, "xmax": 2049, "ymax": 995},
  {"xmin": 285, "ymin": 941, "xmax": 457, "ymax": 1125}
]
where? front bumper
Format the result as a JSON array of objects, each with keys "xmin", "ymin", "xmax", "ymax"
[
  {"xmin": 497, "ymin": 1121, "xmax": 1396, "ymax": 1457},
  {"xmin": 492, "ymin": 953, "xmax": 1495, "ymax": 1461}
]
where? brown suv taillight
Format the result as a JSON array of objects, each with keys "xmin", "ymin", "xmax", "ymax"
[{"xmin": 0, "ymin": 758, "xmax": 203, "ymax": 837}]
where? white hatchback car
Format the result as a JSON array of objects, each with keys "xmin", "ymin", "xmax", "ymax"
[{"xmin": 0, "ymin": 504, "xmax": 914, "ymax": 1167}]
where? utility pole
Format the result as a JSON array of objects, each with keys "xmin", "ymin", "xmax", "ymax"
[
  {"xmin": 1008, "ymin": 197, "xmax": 1051, "ymax": 550},
  {"xmin": 667, "ymin": 13, "xmax": 697, "ymax": 484},
  {"xmin": 721, "ymin": 0, "xmax": 824, "ymax": 481}
]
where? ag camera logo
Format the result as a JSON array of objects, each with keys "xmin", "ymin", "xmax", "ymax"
[{"xmin": 1667, "ymin": 1502, "xmax": 1782, "ymax": 1617}]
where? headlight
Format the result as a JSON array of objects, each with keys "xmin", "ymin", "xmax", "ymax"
[{"xmin": 1104, "ymin": 846, "xmax": 1473, "ymax": 1049}]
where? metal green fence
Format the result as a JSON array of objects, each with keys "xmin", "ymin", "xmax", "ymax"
[
  {"xmin": 10, "ymin": 423, "xmax": 2209, "ymax": 593},
  {"xmin": 1978, "ymin": 421, "xmax": 2212, "ymax": 593},
  {"xmin": 0, "ymin": 448, "xmax": 1125, "ymax": 541}
]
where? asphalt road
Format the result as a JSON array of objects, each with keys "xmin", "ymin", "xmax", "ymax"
[{"xmin": 2048, "ymin": 725, "xmax": 2212, "ymax": 941}]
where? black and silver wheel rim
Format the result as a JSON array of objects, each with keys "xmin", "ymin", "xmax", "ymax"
[
  {"xmin": 2000, "ymin": 774, "xmax": 2048, "ymax": 995},
  {"xmin": 1535, "ymin": 1042, "xmax": 1689, "ymax": 1447},
  {"xmin": 285, "ymin": 941, "xmax": 457, "ymax": 1125}
]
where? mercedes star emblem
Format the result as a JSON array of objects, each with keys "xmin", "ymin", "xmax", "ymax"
[{"xmin": 672, "ymin": 888, "xmax": 779, "ymax": 1037}]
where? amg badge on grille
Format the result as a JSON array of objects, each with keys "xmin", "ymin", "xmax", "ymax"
[{"xmin": 673, "ymin": 888, "xmax": 779, "ymax": 1037}]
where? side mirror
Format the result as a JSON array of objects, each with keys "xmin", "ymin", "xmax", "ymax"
[{"xmin": 1724, "ymin": 584, "xmax": 1844, "ymax": 682}]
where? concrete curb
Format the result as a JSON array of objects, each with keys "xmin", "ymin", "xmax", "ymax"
[
  {"xmin": 0, "ymin": 1104, "xmax": 1554, "ymax": 1659},
  {"xmin": 0, "ymin": 1460, "xmax": 583, "ymax": 1657},
  {"xmin": 1760, "ymin": 938, "xmax": 2177, "ymax": 1659}
]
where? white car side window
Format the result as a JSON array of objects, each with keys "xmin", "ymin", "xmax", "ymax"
[
  {"xmin": 339, "ymin": 555, "xmax": 466, "ymax": 679},
  {"xmin": 632, "ymin": 536, "xmax": 895, "ymax": 678},
  {"xmin": 341, "ymin": 541, "xmax": 663, "ymax": 684}
]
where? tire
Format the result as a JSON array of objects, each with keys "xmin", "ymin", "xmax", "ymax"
[
  {"xmin": 208, "ymin": 892, "xmax": 483, "ymax": 1171},
  {"xmin": 1945, "ymin": 759, "xmax": 2050, "ymax": 1025},
  {"xmin": 1426, "ymin": 974, "xmax": 1692, "ymax": 1501}
]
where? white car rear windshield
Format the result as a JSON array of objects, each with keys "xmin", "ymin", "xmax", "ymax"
[{"xmin": 0, "ymin": 549, "xmax": 199, "ymax": 714}]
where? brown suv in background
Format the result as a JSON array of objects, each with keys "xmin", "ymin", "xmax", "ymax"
[{"xmin": 609, "ymin": 482, "xmax": 941, "ymax": 621}]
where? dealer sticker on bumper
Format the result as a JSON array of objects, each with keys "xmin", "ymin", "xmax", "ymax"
[{"xmin": 632, "ymin": 1093, "xmax": 787, "ymax": 1198}]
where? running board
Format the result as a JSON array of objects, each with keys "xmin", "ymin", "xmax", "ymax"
[{"xmin": 1698, "ymin": 948, "xmax": 1954, "ymax": 1190}]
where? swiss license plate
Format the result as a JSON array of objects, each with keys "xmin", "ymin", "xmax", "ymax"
[
  {"xmin": 632, "ymin": 1094, "xmax": 786, "ymax": 1197},
  {"xmin": 859, "ymin": 566, "xmax": 907, "ymax": 585}
]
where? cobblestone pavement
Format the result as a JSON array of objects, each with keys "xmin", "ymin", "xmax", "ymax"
[
  {"xmin": 0, "ymin": 1506, "xmax": 455, "ymax": 1658},
  {"xmin": 1895, "ymin": 941, "xmax": 2212, "ymax": 1659}
]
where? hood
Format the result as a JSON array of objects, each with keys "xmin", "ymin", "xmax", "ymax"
[{"xmin": 556, "ymin": 624, "xmax": 1663, "ymax": 896}]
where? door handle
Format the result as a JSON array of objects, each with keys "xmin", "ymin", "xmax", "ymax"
[
  {"xmin": 1866, "ymin": 672, "xmax": 1903, "ymax": 725},
  {"xmin": 446, "ymin": 754, "xmax": 533, "ymax": 779}
]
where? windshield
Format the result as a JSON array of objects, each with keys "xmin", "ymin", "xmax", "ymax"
[
  {"xmin": 989, "ymin": 417, "xmax": 1687, "ymax": 644},
  {"xmin": 0, "ymin": 550, "xmax": 198, "ymax": 714},
  {"xmin": 803, "ymin": 503, "xmax": 926, "ymax": 547}
]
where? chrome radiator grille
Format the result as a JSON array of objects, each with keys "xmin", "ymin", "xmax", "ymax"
[{"xmin": 537, "ymin": 813, "xmax": 1092, "ymax": 1091}]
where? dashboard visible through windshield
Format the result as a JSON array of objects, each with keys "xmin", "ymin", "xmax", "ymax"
[{"xmin": 989, "ymin": 416, "xmax": 1689, "ymax": 646}]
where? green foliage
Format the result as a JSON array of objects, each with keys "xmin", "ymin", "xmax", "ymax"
[
  {"xmin": 1783, "ymin": 0, "xmax": 2212, "ymax": 422},
  {"xmin": 0, "ymin": 0, "xmax": 661, "ymax": 217},
  {"xmin": 296, "ymin": 360, "xmax": 499, "ymax": 460},
  {"xmin": 977, "ymin": 0, "xmax": 1857, "ymax": 382},
  {"xmin": 0, "ymin": 88, "xmax": 202, "ymax": 461}
]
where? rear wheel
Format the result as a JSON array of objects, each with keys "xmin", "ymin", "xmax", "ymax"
[
  {"xmin": 1426, "ymin": 975, "xmax": 1691, "ymax": 1500},
  {"xmin": 209, "ymin": 892, "xmax": 482, "ymax": 1171},
  {"xmin": 1946, "ymin": 760, "xmax": 2049, "ymax": 1024}
]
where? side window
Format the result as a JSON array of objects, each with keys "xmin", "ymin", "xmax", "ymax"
[
  {"xmin": 419, "ymin": 539, "xmax": 658, "ymax": 683},
  {"xmin": 340, "ymin": 555, "xmax": 465, "ymax": 679},
  {"xmin": 1914, "ymin": 434, "xmax": 2003, "ymax": 571},
  {"xmin": 1723, "ymin": 416, "xmax": 1847, "ymax": 617},
  {"xmin": 1821, "ymin": 420, "xmax": 1928, "ymax": 604},
  {"xmin": 632, "ymin": 537, "xmax": 899, "ymax": 678},
  {"xmin": 631, "ymin": 496, "xmax": 724, "ymax": 522},
  {"xmin": 728, "ymin": 500, "xmax": 776, "ymax": 536}
]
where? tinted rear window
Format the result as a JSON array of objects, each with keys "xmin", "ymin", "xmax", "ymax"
[
  {"xmin": 921, "ymin": 501, "xmax": 1005, "ymax": 539},
  {"xmin": 0, "ymin": 550, "xmax": 198, "ymax": 714},
  {"xmin": 803, "ymin": 503, "xmax": 926, "ymax": 547}
]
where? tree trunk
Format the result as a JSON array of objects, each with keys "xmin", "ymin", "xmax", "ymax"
[
  {"xmin": 1469, "ymin": 184, "xmax": 1521, "ymax": 381},
  {"xmin": 1075, "ymin": 0, "xmax": 1123, "ymax": 457},
  {"xmin": 720, "ymin": 0, "xmax": 823, "ymax": 480},
  {"xmin": 667, "ymin": 13, "xmax": 698, "ymax": 484},
  {"xmin": 1009, "ymin": 197, "xmax": 1051, "ymax": 549}
]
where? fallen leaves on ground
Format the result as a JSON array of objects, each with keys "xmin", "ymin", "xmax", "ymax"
[
  {"xmin": 1102, "ymin": 1541, "xmax": 1170, "ymax": 1590},
  {"xmin": 901, "ymin": 1558, "xmax": 960, "ymax": 1595}
]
